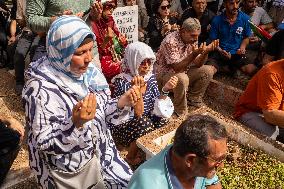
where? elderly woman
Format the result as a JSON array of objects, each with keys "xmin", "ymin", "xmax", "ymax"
[
  {"xmin": 111, "ymin": 42, "xmax": 178, "ymax": 165},
  {"xmin": 147, "ymin": 0, "xmax": 179, "ymax": 52},
  {"xmin": 91, "ymin": 0, "xmax": 127, "ymax": 82},
  {"xmin": 22, "ymin": 16, "xmax": 140, "ymax": 189}
]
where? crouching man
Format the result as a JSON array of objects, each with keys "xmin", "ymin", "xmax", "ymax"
[{"xmin": 234, "ymin": 59, "xmax": 284, "ymax": 143}]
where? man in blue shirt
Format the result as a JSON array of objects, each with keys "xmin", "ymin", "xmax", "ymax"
[
  {"xmin": 128, "ymin": 114, "xmax": 228, "ymax": 189},
  {"xmin": 207, "ymin": 0, "xmax": 257, "ymax": 76}
]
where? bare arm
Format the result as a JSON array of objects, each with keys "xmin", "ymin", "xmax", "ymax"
[
  {"xmin": 171, "ymin": 51, "xmax": 199, "ymax": 73},
  {"xmin": 263, "ymin": 109, "xmax": 284, "ymax": 128},
  {"xmin": 192, "ymin": 51, "xmax": 209, "ymax": 68},
  {"xmin": 240, "ymin": 37, "xmax": 250, "ymax": 50}
]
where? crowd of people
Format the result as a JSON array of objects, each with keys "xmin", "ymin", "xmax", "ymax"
[{"xmin": 0, "ymin": 0, "xmax": 284, "ymax": 188}]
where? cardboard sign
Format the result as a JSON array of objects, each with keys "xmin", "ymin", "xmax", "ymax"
[{"xmin": 112, "ymin": 5, "xmax": 138, "ymax": 43}]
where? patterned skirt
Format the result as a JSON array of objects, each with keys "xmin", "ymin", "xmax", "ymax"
[{"xmin": 110, "ymin": 115, "xmax": 168, "ymax": 145}]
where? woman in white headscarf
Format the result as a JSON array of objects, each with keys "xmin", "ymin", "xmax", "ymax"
[
  {"xmin": 22, "ymin": 16, "xmax": 140, "ymax": 189},
  {"xmin": 111, "ymin": 42, "xmax": 178, "ymax": 165}
]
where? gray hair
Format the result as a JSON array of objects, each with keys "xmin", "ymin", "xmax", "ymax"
[
  {"xmin": 173, "ymin": 114, "xmax": 228, "ymax": 157},
  {"xmin": 182, "ymin": 18, "xmax": 201, "ymax": 31}
]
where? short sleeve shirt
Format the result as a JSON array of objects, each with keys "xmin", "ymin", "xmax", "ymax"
[
  {"xmin": 209, "ymin": 11, "xmax": 252, "ymax": 54},
  {"xmin": 250, "ymin": 6, "xmax": 272, "ymax": 26},
  {"xmin": 155, "ymin": 31, "xmax": 194, "ymax": 74},
  {"xmin": 234, "ymin": 59, "xmax": 284, "ymax": 118}
]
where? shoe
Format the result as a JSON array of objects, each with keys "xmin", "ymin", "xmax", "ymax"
[{"xmin": 15, "ymin": 84, "xmax": 24, "ymax": 96}]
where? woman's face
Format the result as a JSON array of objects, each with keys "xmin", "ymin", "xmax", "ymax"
[
  {"xmin": 70, "ymin": 41, "xmax": 94, "ymax": 76},
  {"xmin": 158, "ymin": 1, "xmax": 170, "ymax": 17},
  {"xmin": 102, "ymin": 3, "xmax": 116, "ymax": 19},
  {"xmin": 138, "ymin": 59, "xmax": 152, "ymax": 77}
]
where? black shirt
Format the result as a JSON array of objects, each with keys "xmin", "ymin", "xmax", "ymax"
[
  {"xmin": 180, "ymin": 8, "xmax": 215, "ymax": 43},
  {"xmin": 266, "ymin": 30, "xmax": 284, "ymax": 60}
]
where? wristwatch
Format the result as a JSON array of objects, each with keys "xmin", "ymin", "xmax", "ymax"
[{"xmin": 161, "ymin": 87, "xmax": 169, "ymax": 96}]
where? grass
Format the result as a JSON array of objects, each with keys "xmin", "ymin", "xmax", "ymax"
[{"xmin": 218, "ymin": 140, "xmax": 284, "ymax": 189}]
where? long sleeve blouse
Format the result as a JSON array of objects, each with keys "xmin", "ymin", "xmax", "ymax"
[{"xmin": 23, "ymin": 78, "xmax": 132, "ymax": 188}]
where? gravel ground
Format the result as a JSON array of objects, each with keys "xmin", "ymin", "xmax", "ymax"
[{"xmin": 1, "ymin": 67, "xmax": 282, "ymax": 188}]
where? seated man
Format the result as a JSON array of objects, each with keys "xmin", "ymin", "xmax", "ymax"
[
  {"xmin": 156, "ymin": 18, "xmax": 218, "ymax": 116},
  {"xmin": 262, "ymin": 29, "xmax": 284, "ymax": 65},
  {"xmin": 242, "ymin": 0, "xmax": 275, "ymax": 33},
  {"xmin": 0, "ymin": 116, "xmax": 24, "ymax": 186},
  {"xmin": 180, "ymin": 0, "xmax": 215, "ymax": 43},
  {"xmin": 268, "ymin": 0, "xmax": 284, "ymax": 26},
  {"xmin": 128, "ymin": 114, "xmax": 228, "ymax": 189},
  {"xmin": 241, "ymin": 0, "xmax": 276, "ymax": 67},
  {"xmin": 234, "ymin": 59, "xmax": 284, "ymax": 143},
  {"xmin": 207, "ymin": 0, "xmax": 257, "ymax": 76}
]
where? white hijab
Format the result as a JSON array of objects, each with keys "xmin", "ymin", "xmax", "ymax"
[{"xmin": 112, "ymin": 42, "xmax": 156, "ymax": 82}]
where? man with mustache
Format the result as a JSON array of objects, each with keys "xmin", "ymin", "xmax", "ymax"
[{"xmin": 207, "ymin": 0, "xmax": 257, "ymax": 77}]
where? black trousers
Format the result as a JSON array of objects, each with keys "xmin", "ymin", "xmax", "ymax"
[{"xmin": 0, "ymin": 121, "xmax": 21, "ymax": 186}]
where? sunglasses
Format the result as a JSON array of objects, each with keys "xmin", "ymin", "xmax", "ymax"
[
  {"xmin": 104, "ymin": 4, "xmax": 115, "ymax": 11},
  {"xmin": 160, "ymin": 5, "xmax": 171, "ymax": 10}
]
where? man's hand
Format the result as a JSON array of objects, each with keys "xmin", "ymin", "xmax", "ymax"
[
  {"xmin": 118, "ymin": 85, "xmax": 141, "ymax": 108},
  {"xmin": 217, "ymin": 47, "xmax": 231, "ymax": 59},
  {"xmin": 236, "ymin": 47, "xmax": 246, "ymax": 55},
  {"xmin": 72, "ymin": 93, "xmax": 97, "ymax": 129},
  {"xmin": 249, "ymin": 36, "xmax": 259, "ymax": 43},
  {"xmin": 163, "ymin": 76, "xmax": 178, "ymax": 92},
  {"xmin": 205, "ymin": 40, "xmax": 219, "ymax": 53}
]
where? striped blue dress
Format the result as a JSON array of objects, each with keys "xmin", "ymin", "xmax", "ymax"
[{"xmin": 22, "ymin": 78, "xmax": 133, "ymax": 188}]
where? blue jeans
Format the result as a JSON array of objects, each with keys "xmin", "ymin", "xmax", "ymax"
[{"xmin": 14, "ymin": 31, "xmax": 37, "ymax": 85}]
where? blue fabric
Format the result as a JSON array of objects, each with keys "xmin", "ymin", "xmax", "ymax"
[
  {"xmin": 278, "ymin": 23, "xmax": 284, "ymax": 30},
  {"xmin": 128, "ymin": 145, "xmax": 219, "ymax": 189},
  {"xmin": 112, "ymin": 75, "xmax": 160, "ymax": 116},
  {"xmin": 210, "ymin": 11, "xmax": 252, "ymax": 54}
]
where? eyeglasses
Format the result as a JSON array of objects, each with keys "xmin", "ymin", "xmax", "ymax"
[
  {"xmin": 199, "ymin": 155, "xmax": 227, "ymax": 166},
  {"xmin": 161, "ymin": 5, "xmax": 171, "ymax": 10}
]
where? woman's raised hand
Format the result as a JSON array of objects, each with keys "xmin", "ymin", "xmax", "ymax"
[
  {"xmin": 131, "ymin": 76, "xmax": 147, "ymax": 94},
  {"xmin": 118, "ymin": 85, "xmax": 141, "ymax": 108},
  {"xmin": 91, "ymin": 2, "xmax": 103, "ymax": 20},
  {"xmin": 162, "ymin": 76, "xmax": 178, "ymax": 92},
  {"xmin": 72, "ymin": 93, "xmax": 97, "ymax": 129}
]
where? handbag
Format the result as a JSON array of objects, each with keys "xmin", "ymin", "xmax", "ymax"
[{"xmin": 49, "ymin": 153, "xmax": 105, "ymax": 189}]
